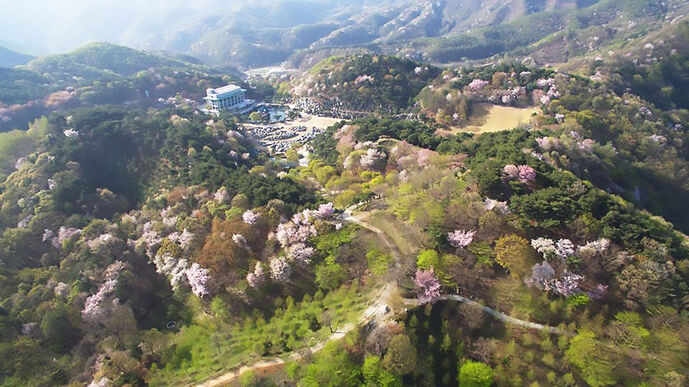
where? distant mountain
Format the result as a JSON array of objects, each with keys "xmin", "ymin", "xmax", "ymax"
[
  {"xmin": 303, "ymin": 0, "xmax": 689, "ymax": 67},
  {"xmin": 131, "ymin": 0, "xmax": 385, "ymax": 69},
  {"xmin": 1, "ymin": 42, "xmax": 240, "ymax": 132},
  {"xmin": 0, "ymin": 44, "xmax": 33, "ymax": 68},
  {"xmin": 130, "ymin": 0, "xmax": 689, "ymax": 71},
  {"xmin": 23, "ymin": 42, "xmax": 216, "ymax": 80},
  {"xmin": 131, "ymin": 0, "xmax": 605, "ymax": 69}
]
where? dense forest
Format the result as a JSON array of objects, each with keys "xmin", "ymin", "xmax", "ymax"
[
  {"xmin": 292, "ymin": 54, "xmax": 440, "ymax": 113},
  {"xmin": 1, "ymin": 9, "xmax": 689, "ymax": 387}
]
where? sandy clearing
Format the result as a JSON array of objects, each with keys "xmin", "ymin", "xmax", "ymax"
[{"xmin": 440, "ymin": 104, "xmax": 539, "ymax": 136}]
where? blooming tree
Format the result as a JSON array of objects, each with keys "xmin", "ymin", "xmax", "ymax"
[
  {"xmin": 178, "ymin": 229, "xmax": 195, "ymax": 250},
  {"xmin": 578, "ymin": 238, "xmax": 610, "ymax": 256},
  {"xmin": 276, "ymin": 213, "xmax": 317, "ymax": 247},
  {"xmin": 517, "ymin": 165, "xmax": 536, "ymax": 182},
  {"xmin": 286, "ymin": 243, "xmax": 315, "ymax": 265},
  {"xmin": 242, "ymin": 210, "xmax": 260, "ymax": 225},
  {"xmin": 232, "ymin": 234, "xmax": 250, "ymax": 251},
  {"xmin": 545, "ymin": 272, "xmax": 583, "ymax": 297},
  {"xmin": 416, "ymin": 149, "xmax": 435, "ymax": 167},
  {"xmin": 314, "ymin": 202, "xmax": 335, "ymax": 219},
  {"xmin": 360, "ymin": 148, "xmax": 387, "ymax": 170},
  {"xmin": 63, "ymin": 128, "xmax": 79, "ymax": 138},
  {"xmin": 531, "ymin": 238, "xmax": 555, "ymax": 256},
  {"xmin": 214, "ymin": 187, "xmax": 229, "ymax": 203},
  {"xmin": 246, "ymin": 262, "xmax": 265, "ymax": 288},
  {"xmin": 467, "ymin": 79, "xmax": 489, "ymax": 91},
  {"xmin": 527, "ymin": 260, "xmax": 555, "ymax": 289},
  {"xmin": 484, "ymin": 198, "xmax": 510, "ymax": 214},
  {"xmin": 88, "ymin": 233, "xmax": 124, "ymax": 257},
  {"xmin": 448, "ymin": 229, "xmax": 476, "ymax": 248},
  {"xmin": 82, "ymin": 261, "xmax": 127, "ymax": 323},
  {"xmin": 185, "ymin": 263, "xmax": 211, "ymax": 297},
  {"xmin": 270, "ymin": 257, "xmax": 291, "ymax": 282},
  {"xmin": 555, "ymin": 239, "xmax": 576, "ymax": 259},
  {"xmin": 414, "ymin": 269, "xmax": 441, "ymax": 304},
  {"xmin": 503, "ymin": 164, "xmax": 519, "ymax": 178}
]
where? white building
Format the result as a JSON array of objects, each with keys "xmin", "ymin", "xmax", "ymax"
[{"xmin": 204, "ymin": 84, "xmax": 249, "ymax": 113}]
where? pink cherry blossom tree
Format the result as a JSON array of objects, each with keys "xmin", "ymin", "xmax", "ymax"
[
  {"xmin": 448, "ymin": 229, "xmax": 476, "ymax": 248},
  {"xmin": 545, "ymin": 272, "xmax": 583, "ymax": 297},
  {"xmin": 414, "ymin": 269, "xmax": 441, "ymax": 304},
  {"xmin": 185, "ymin": 263, "xmax": 211, "ymax": 297},
  {"xmin": 270, "ymin": 257, "xmax": 291, "ymax": 282},
  {"xmin": 517, "ymin": 165, "xmax": 536, "ymax": 182},
  {"xmin": 286, "ymin": 243, "xmax": 315, "ymax": 265},
  {"xmin": 247, "ymin": 262, "xmax": 265, "ymax": 288},
  {"xmin": 314, "ymin": 202, "xmax": 335, "ymax": 219},
  {"xmin": 242, "ymin": 210, "xmax": 260, "ymax": 225},
  {"xmin": 360, "ymin": 148, "xmax": 387, "ymax": 171},
  {"xmin": 467, "ymin": 79, "xmax": 489, "ymax": 91}
]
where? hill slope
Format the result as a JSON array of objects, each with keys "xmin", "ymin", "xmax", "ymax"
[
  {"xmin": 0, "ymin": 45, "xmax": 32, "ymax": 68},
  {"xmin": 24, "ymin": 42, "xmax": 210, "ymax": 80},
  {"xmin": 130, "ymin": 0, "xmax": 606, "ymax": 68}
]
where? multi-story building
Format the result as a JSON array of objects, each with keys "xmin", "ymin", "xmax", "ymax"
[{"xmin": 204, "ymin": 84, "xmax": 249, "ymax": 113}]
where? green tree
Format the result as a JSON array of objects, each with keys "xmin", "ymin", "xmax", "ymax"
[
  {"xmin": 565, "ymin": 331, "xmax": 616, "ymax": 387},
  {"xmin": 299, "ymin": 341, "xmax": 360, "ymax": 386},
  {"xmin": 494, "ymin": 234, "xmax": 537, "ymax": 278},
  {"xmin": 210, "ymin": 297, "xmax": 230, "ymax": 323},
  {"xmin": 40, "ymin": 302, "xmax": 80, "ymax": 353},
  {"xmin": 315, "ymin": 258, "xmax": 346, "ymax": 291},
  {"xmin": 511, "ymin": 187, "xmax": 577, "ymax": 229},
  {"xmin": 249, "ymin": 112, "xmax": 263, "ymax": 121},
  {"xmin": 382, "ymin": 335, "xmax": 418, "ymax": 376},
  {"xmin": 416, "ymin": 249, "xmax": 441, "ymax": 270},
  {"xmin": 363, "ymin": 355, "xmax": 402, "ymax": 387},
  {"xmin": 458, "ymin": 360, "xmax": 493, "ymax": 387}
]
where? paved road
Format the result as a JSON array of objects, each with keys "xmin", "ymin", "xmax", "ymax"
[{"xmin": 403, "ymin": 295, "xmax": 572, "ymax": 336}]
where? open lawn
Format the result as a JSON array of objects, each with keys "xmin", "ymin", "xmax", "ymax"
[{"xmin": 440, "ymin": 104, "xmax": 539, "ymax": 135}]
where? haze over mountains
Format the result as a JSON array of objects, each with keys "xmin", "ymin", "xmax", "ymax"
[
  {"xmin": 129, "ymin": 0, "xmax": 609, "ymax": 68},
  {"xmin": 5, "ymin": 0, "xmax": 686, "ymax": 70},
  {"xmin": 0, "ymin": 45, "xmax": 32, "ymax": 68}
]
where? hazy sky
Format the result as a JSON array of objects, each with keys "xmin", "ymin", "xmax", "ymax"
[{"xmin": 0, "ymin": 0, "xmax": 235, "ymax": 54}]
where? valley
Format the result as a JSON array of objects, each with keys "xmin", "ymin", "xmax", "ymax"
[{"xmin": 1, "ymin": 1, "xmax": 689, "ymax": 386}]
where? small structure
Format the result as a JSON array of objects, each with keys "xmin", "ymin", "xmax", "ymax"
[{"xmin": 204, "ymin": 84, "xmax": 250, "ymax": 113}]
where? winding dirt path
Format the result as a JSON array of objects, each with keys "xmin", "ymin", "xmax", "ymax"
[
  {"xmin": 196, "ymin": 283, "xmax": 396, "ymax": 387},
  {"xmin": 196, "ymin": 204, "xmax": 569, "ymax": 386},
  {"xmin": 342, "ymin": 203, "xmax": 402, "ymax": 263},
  {"xmin": 404, "ymin": 295, "xmax": 572, "ymax": 336}
]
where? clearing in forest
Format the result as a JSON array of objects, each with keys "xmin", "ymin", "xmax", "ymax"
[{"xmin": 441, "ymin": 104, "xmax": 539, "ymax": 135}]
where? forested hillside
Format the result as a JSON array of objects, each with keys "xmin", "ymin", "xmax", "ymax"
[
  {"xmin": 1, "ymin": 2, "xmax": 689, "ymax": 385},
  {"xmin": 0, "ymin": 43, "xmax": 245, "ymax": 133},
  {"xmin": 292, "ymin": 54, "xmax": 439, "ymax": 113}
]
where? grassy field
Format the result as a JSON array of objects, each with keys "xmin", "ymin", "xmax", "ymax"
[
  {"xmin": 146, "ymin": 284, "xmax": 367, "ymax": 386},
  {"xmin": 444, "ymin": 104, "xmax": 539, "ymax": 134},
  {"xmin": 364, "ymin": 210, "xmax": 425, "ymax": 258}
]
